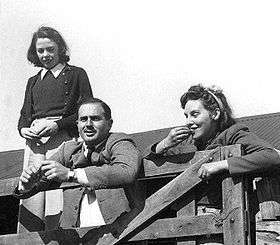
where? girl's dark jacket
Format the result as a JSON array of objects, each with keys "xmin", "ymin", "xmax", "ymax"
[{"xmin": 18, "ymin": 64, "xmax": 93, "ymax": 137}]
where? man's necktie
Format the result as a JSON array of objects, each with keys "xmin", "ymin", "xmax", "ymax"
[{"xmin": 86, "ymin": 146, "xmax": 95, "ymax": 162}]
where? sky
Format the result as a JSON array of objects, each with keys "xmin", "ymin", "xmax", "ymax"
[{"xmin": 1, "ymin": 0, "xmax": 280, "ymax": 151}]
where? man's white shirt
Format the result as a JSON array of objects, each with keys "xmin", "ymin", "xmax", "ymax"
[{"xmin": 75, "ymin": 143, "xmax": 105, "ymax": 227}]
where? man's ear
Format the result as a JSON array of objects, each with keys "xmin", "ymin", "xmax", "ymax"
[
  {"xmin": 211, "ymin": 108, "xmax": 221, "ymax": 121},
  {"xmin": 109, "ymin": 119, "xmax": 113, "ymax": 128}
]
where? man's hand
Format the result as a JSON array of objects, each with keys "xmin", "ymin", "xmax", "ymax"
[
  {"xmin": 41, "ymin": 160, "xmax": 69, "ymax": 182},
  {"xmin": 198, "ymin": 160, "xmax": 229, "ymax": 180},
  {"xmin": 156, "ymin": 126, "xmax": 192, "ymax": 153},
  {"xmin": 20, "ymin": 127, "xmax": 40, "ymax": 140},
  {"xmin": 19, "ymin": 162, "xmax": 42, "ymax": 191}
]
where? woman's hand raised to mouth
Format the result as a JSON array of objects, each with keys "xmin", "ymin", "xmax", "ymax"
[{"xmin": 156, "ymin": 126, "xmax": 193, "ymax": 153}]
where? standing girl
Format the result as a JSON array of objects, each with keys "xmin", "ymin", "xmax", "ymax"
[{"xmin": 18, "ymin": 26, "xmax": 93, "ymax": 232}]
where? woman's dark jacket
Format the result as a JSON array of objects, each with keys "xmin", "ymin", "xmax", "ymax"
[{"xmin": 145, "ymin": 123, "xmax": 280, "ymax": 207}]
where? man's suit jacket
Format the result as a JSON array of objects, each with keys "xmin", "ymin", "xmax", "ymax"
[{"xmin": 14, "ymin": 132, "xmax": 145, "ymax": 228}]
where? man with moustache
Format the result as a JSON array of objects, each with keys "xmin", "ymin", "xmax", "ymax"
[{"xmin": 14, "ymin": 98, "xmax": 144, "ymax": 230}]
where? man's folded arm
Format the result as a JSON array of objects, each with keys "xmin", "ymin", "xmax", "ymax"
[{"xmin": 78, "ymin": 139, "xmax": 140, "ymax": 189}]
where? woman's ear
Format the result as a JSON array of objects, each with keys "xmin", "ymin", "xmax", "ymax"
[{"xmin": 211, "ymin": 108, "xmax": 221, "ymax": 121}]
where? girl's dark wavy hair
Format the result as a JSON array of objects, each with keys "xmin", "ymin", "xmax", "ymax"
[
  {"xmin": 27, "ymin": 26, "xmax": 70, "ymax": 67},
  {"xmin": 180, "ymin": 84, "xmax": 236, "ymax": 132}
]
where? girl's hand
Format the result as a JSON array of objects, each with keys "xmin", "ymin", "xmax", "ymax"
[
  {"xmin": 198, "ymin": 160, "xmax": 229, "ymax": 180},
  {"xmin": 156, "ymin": 126, "xmax": 192, "ymax": 153},
  {"xmin": 20, "ymin": 127, "xmax": 40, "ymax": 140},
  {"xmin": 38, "ymin": 121, "xmax": 59, "ymax": 137}
]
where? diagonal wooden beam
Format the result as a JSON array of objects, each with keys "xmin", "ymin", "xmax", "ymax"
[{"xmin": 109, "ymin": 148, "xmax": 220, "ymax": 244}]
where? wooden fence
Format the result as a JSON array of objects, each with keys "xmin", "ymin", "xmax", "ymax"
[{"xmin": 0, "ymin": 144, "xmax": 279, "ymax": 244}]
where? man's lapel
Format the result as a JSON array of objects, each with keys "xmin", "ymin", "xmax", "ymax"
[{"xmin": 71, "ymin": 147, "xmax": 89, "ymax": 168}]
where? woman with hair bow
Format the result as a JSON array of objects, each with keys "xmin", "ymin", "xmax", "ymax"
[{"xmin": 145, "ymin": 84, "xmax": 280, "ymax": 244}]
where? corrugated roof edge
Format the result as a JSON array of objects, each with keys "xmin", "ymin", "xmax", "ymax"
[{"xmin": 238, "ymin": 112, "xmax": 280, "ymax": 122}]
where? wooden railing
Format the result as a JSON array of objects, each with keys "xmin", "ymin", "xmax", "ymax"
[
  {"xmin": 0, "ymin": 144, "xmax": 279, "ymax": 244},
  {"xmin": 0, "ymin": 144, "xmax": 255, "ymax": 244}
]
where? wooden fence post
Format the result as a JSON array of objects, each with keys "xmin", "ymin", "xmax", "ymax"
[
  {"xmin": 175, "ymin": 192, "xmax": 196, "ymax": 245},
  {"xmin": 221, "ymin": 145, "xmax": 252, "ymax": 245}
]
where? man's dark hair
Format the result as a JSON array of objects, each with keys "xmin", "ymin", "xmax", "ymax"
[
  {"xmin": 27, "ymin": 26, "xmax": 70, "ymax": 67},
  {"xmin": 78, "ymin": 97, "xmax": 112, "ymax": 120}
]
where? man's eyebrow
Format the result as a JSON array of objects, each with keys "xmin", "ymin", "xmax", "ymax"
[{"xmin": 79, "ymin": 115, "xmax": 102, "ymax": 119}]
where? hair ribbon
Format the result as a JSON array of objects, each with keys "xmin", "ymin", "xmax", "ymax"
[{"xmin": 205, "ymin": 88, "xmax": 224, "ymax": 111}]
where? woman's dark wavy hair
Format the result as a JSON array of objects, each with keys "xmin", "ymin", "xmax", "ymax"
[
  {"xmin": 180, "ymin": 84, "xmax": 236, "ymax": 132},
  {"xmin": 27, "ymin": 26, "xmax": 70, "ymax": 67}
]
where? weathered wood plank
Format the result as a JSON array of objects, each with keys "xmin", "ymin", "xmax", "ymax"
[
  {"xmin": 0, "ymin": 177, "xmax": 19, "ymax": 196},
  {"xmin": 244, "ymin": 176, "xmax": 256, "ymax": 245},
  {"xmin": 221, "ymin": 145, "xmax": 247, "ymax": 245},
  {"xmin": 256, "ymin": 220, "xmax": 280, "ymax": 235},
  {"xmin": 256, "ymin": 176, "xmax": 280, "ymax": 220},
  {"xmin": 0, "ymin": 215, "xmax": 223, "ymax": 245},
  {"xmin": 256, "ymin": 221, "xmax": 280, "ymax": 245},
  {"xmin": 222, "ymin": 177, "xmax": 247, "ymax": 245},
  {"xmin": 175, "ymin": 192, "xmax": 196, "ymax": 245},
  {"xmin": 130, "ymin": 215, "xmax": 222, "ymax": 242},
  {"xmin": 0, "ymin": 149, "xmax": 24, "ymax": 179},
  {"xmin": 7, "ymin": 218, "xmax": 277, "ymax": 245}
]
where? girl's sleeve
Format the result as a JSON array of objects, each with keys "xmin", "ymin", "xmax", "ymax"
[
  {"xmin": 77, "ymin": 67, "xmax": 93, "ymax": 99},
  {"xmin": 18, "ymin": 78, "xmax": 33, "ymax": 136},
  {"xmin": 56, "ymin": 68, "xmax": 93, "ymax": 131},
  {"xmin": 227, "ymin": 128, "xmax": 280, "ymax": 174}
]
